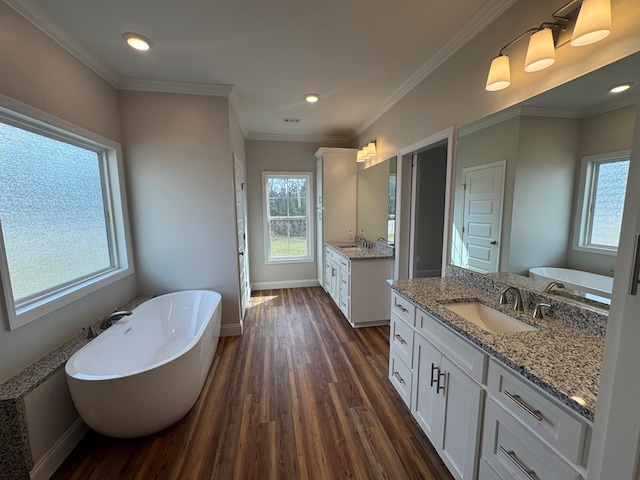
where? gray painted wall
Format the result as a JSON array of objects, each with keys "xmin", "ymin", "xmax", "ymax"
[{"xmin": 119, "ymin": 91, "xmax": 241, "ymax": 329}]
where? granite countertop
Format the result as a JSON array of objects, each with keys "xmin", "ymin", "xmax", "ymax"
[
  {"xmin": 390, "ymin": 277, "xmax": 603, "ymax": 422},
  {"xmin": 326, "ymin": 241, "xmax": 394, "ymax": 260}
]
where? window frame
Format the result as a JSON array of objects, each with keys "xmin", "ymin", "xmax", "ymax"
[
  {"xmin": 572, "ymin": 150, "xmax": 630, "ymax": 257},
  {"xmin": 0, "ymin": 95, "xmax": 134, "ymax": 330},
  {"xmin": 262, "ymin": 171, "xmax": 314, "ymax": 264}
]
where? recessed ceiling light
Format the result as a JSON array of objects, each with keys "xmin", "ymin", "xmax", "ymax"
[
  {"xmin": 610, "ymin": 83, "xmax": 632, "ymax": 93},
  {"xmin": 122, "ymin": 33, "xmax": 153, "ymax": 51},
  {"xmin": 304, "ymin": 93, "xmax": 320, "ymax": 103}
]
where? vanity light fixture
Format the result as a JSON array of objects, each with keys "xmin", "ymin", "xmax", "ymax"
[
  {"xmin": 610, "ymin": 83, "xmax": 632, "ymax": 93},
  {"xmin": 357, "ymin": 140, "xmax": 377, "ymax": 162},
  {"xmin": 304, "ymin": 93, "xmax": 320, "ymax": 103},
  {"xmin": 122, "ymin": 33, "xmax": 153, "ymax": 51},
  {"xmin": 485, "ymin": 0, "xmax": 612, "ymax": 92}
]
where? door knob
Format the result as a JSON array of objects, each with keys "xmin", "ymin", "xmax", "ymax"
[{"xmin": 490, "ymin": 240, "xmax": 498, "ymax": 245}]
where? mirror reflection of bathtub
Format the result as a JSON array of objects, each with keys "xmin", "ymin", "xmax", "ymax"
[{"xmin": 529, "ymin": 267, "xmax": 613, "ymax": 305}]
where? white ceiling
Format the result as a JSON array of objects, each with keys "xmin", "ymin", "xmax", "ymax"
[{"xmin": 7, "ymin": 0, "xmax": 517, "ymax": 142}]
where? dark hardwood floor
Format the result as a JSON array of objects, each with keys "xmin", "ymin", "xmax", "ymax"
[{"xmin": 52, "ymin": 287, "xmax": 453, "ymax": 479}]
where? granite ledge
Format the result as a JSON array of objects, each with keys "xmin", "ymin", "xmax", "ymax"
[
  {"xmin": 389, "ymin": 277, "xmax": 602, "ymax": 422},
  {"xmin": 0, "ymin": 295, "xmax": 153, "ymax": 401}
]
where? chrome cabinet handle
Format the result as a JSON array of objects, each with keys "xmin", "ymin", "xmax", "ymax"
[
  {"xmin": 504, "ymin": 390, "xmax": 543, "ymax": 422},
  {"xmin": 499, "ymin": 446, "xmax": 538, "ymax": 480},
  {"xmin": 630, "ymin": 234, "xmax": 640, "ymax": 295},
  {"xmin": 394, "ymin": 300, "xmax": 408, "ymax": 313},
  {"xmin": 393, "ymin": 371, "xmax": 405, "ymax": 384},
  {"xmin": 394, "ymin": 334, "xmax": 407, "ymax": 345}
]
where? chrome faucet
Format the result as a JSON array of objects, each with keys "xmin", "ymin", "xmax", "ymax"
[
  {"xmin": 99, "ymin": 310, "xmax": 132, "ymax": 329},
  {"xmin": 544, "ymin": 281, "xmax": 566, "ymax": 294},
  {"xmin": 499, "ymin": 286, "xmax": 524, "ymax": 311},
  {"xmin": 358, "ymin": 237, "xmax": 369, "ymax": 248}
]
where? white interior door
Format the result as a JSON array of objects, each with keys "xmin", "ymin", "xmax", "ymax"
[
  {"xmin": 234, "ymin": 157, "xmax": 250, "ymax": 319},
  {"xmin": 461, "ymin": 161, "xmax": 505, "ymax": 273}
]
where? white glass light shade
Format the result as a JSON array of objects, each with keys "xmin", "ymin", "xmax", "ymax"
[
  {"xmin": 524, "ymin": 28, "xmax": 556, "ymax": 72},
  {"xmin": 486, "ymin": 55, "xmax": 511, "ymax": 91},
  {"xmin": 571, "ymin": 0, "xmax": 611, "ymax": 47},
  {"xmin": 357, "ymin": 149, "xmax": 365, "ymax": 162},
  {"xmin": 365, "ymin": 141, "xmax": 377, "ymax": 158}
]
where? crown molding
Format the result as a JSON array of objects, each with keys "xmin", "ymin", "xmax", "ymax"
[
  {"xmin": 118, "ymin": 78, "xmax": 234, "ymax": 97},
  {"xmin": 353, "ymin": 0, "xmax": 519, "ymax": 139},
  {"xmin": 4, "ymin": 0, "xmax": 121, "ymax": 86},
  {"xmin": 246, "ymin": 133, "xmax": 351, "ymax": 144},
  {"xmin": 229, "ymin": 88, "xmax": 249, "ymax": 138}
]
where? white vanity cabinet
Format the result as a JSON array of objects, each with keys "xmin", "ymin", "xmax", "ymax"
[
  {"xmin": 481, "ymin": 360, "xmax": 590, "ymax": 480},
  {"xmin": 387, "ymin": 289, "xmax": 592, "ymax": 480},
  {"xmin": 412, "ymin": 314, "xmax": 485, "ymax": 480},
  {"xmin": 389, "ymin": 292, "xmax": 485, "ymax": 480},
  {"xmin": 326, "ymin": 245, "xmax": 392, "ymax": 328}
]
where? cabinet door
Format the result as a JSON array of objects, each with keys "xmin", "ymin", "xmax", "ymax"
[
  {"xmin": 412, "ymin": 334, "xmax": 444, "ymax": 443},
  {"xmin": 439, "ymin": 356, "xmax": 483, "ymax": 480}
]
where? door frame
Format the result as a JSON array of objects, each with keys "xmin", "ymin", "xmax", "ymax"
[
  {"xmin": 233, "ymin": 155, "xmax": 250, "ymax": 324},
  {"xmin": 395, "ymin": 127, "xmax": 456, "ymax": 279}
]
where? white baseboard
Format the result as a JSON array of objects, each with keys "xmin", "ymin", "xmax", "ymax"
[
  {"xmin": 251, "ymin": 279, "xmax": 320, "ymax": 291},
  {"xmin": 30, "ymin": 418, "xmax": 88, "ymax": 480},
  {"xmin": 221, "ymin": 323, "xmax": 243, "ymax": 337}
]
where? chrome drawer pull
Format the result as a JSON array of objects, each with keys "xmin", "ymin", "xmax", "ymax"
[
  {"xmin": 499, "ymin": 446, "xmax": 538, "ymax": 480},
  {"xmin": 394, "ymin": 334, "xmax": 407, "ymax": 345},
  {"xmin": 504, "ymin": 390, "xmax": 543, "ymax": 422},
  {"xmin": 393, "ymin": 371, "xmax": 405, "ymax": 384},
  {"xmin": 394, "ymin": 300, "xmax": 408, "ymax": 313}
]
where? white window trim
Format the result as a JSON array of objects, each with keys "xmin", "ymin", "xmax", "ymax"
[
  {"xmin": 262, "ymin": 171, "xmax": 314, "ymax": 264},
  {"xmin": 572, "ymin": 150, "xmax": 630, "ymax": 257},
  {"xmin": 0, "ymin": 94, "xmax": 134, "ymax": 330}
]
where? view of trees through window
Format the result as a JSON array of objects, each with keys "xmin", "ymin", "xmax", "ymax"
[
  {"xmin": 0, "ymin": 121, "xmax": 112, "ymax": 302},
  {"xmin": 265, "ymin": 174, "xmax": 310, "ymax": 260}
]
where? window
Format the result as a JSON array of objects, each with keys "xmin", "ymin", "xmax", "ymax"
[
  {"xmin": 262, "ymin": 172, "xmax": 313, "ymax": 263},
  {"xmin": 574, "ymin": 152, "xmax": 630, "ymax": 255},
  {"xmin": 0, "ymin": 102, "xmax": 132, "ymax": 329}
]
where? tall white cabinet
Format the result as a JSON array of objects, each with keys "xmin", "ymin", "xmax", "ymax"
[{"xmin": 315, "ymin": 148, "xmax": 357, "ymax": 287}]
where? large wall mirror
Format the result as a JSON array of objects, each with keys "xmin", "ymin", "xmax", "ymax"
[
  {"xmin": 357, "ymin": 157, "xmax": 397, "ymax": 244},
  {"xmin": 451, "ymin": 52, "xmax": 640, "ymax": 307}
]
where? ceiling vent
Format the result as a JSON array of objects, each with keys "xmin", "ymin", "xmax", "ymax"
[{"xmin": 283, "ymin": 118, "xmax": 301, "ymax": 123}]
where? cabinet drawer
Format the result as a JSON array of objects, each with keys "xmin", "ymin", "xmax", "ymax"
[
  {"xmin": 339, "ymin": 256, "xmax": 350, "ymax": 273},
  {"xmin": 487, "ymin": 361, "xmax": 588, "ymax": 465},
  {"xmin": 390, "ymin": 291, "xmax": 416, "ymax": 326},
  {"xmin": 340, "ymin": 271, "xmax": 350, "ymax": 292},
  {"xmin": 325, "ymin": 246, "xmax": 333, "ymax": 261},
  {"xmin": 482, "ymin": 398, "xmax": 582, "ymax": 480},
  {"xmin": 390, "ymin": 314, "xmax": 414, "ymax": 367},
  {"xmin": 389, "ymin": 351, "xmax": 412, "ymax": 409},
  {"xmin": 416, "ymin": 309, "xmax": 486, "ymax": 384},
  {"xmin": 339, "ymin": 295, "xmax": 350, "ymax": 319}
]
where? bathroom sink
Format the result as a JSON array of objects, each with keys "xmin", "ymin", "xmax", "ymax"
[
  {"xmin": 443, "ymin": 302, "xmax": 537, "ymax": 334},
  {"xmin": 338, "ymin": 245, "xmax": 366, "ymax": 253}
]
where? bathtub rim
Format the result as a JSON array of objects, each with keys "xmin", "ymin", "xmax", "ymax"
[
  {"xmin": 528, "ymin": 266, "xmax": 613, "ymax": 299},
  {"xmin": 65, "ymin": 289, "xmax": 222, "ymax": 381}
]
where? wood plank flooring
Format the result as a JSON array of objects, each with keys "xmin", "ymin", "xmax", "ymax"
[{"xmin": 52, "ymin": 287, "xmax": 453, "ymax": 480}]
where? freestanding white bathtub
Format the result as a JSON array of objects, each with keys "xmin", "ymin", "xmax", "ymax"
[
  {"xmin": 66, "ymin": 290, "xmax": 222, "ymax": 438},
  {"xmin": 529, "ymin": 267, "xmax": 613, "ymax": 301}
]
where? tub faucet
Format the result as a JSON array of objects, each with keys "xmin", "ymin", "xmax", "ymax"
[
  {"xmin": 100, "ymin": 310, "xmax": 132, "ymax": 329},
  {"xmin": 544, "ymin": 281, "xmax": 566, "ymax": 294},
  {"xmin": 499, "ymin": 286, "xmax": 524, "ymax": 311}
]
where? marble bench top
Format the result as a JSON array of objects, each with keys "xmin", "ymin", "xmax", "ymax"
[
  {"xmin": 326, "ymin": 241, "xmax": 394, "ymax": 260},
  {"xmin": 389, "ymin": 277, "xmax": 603, "ymax": 422}
]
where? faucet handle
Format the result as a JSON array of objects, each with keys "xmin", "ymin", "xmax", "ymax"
[{"xmin": 533, "ymin": 302, "xmax": 551, "ymax": 319}]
